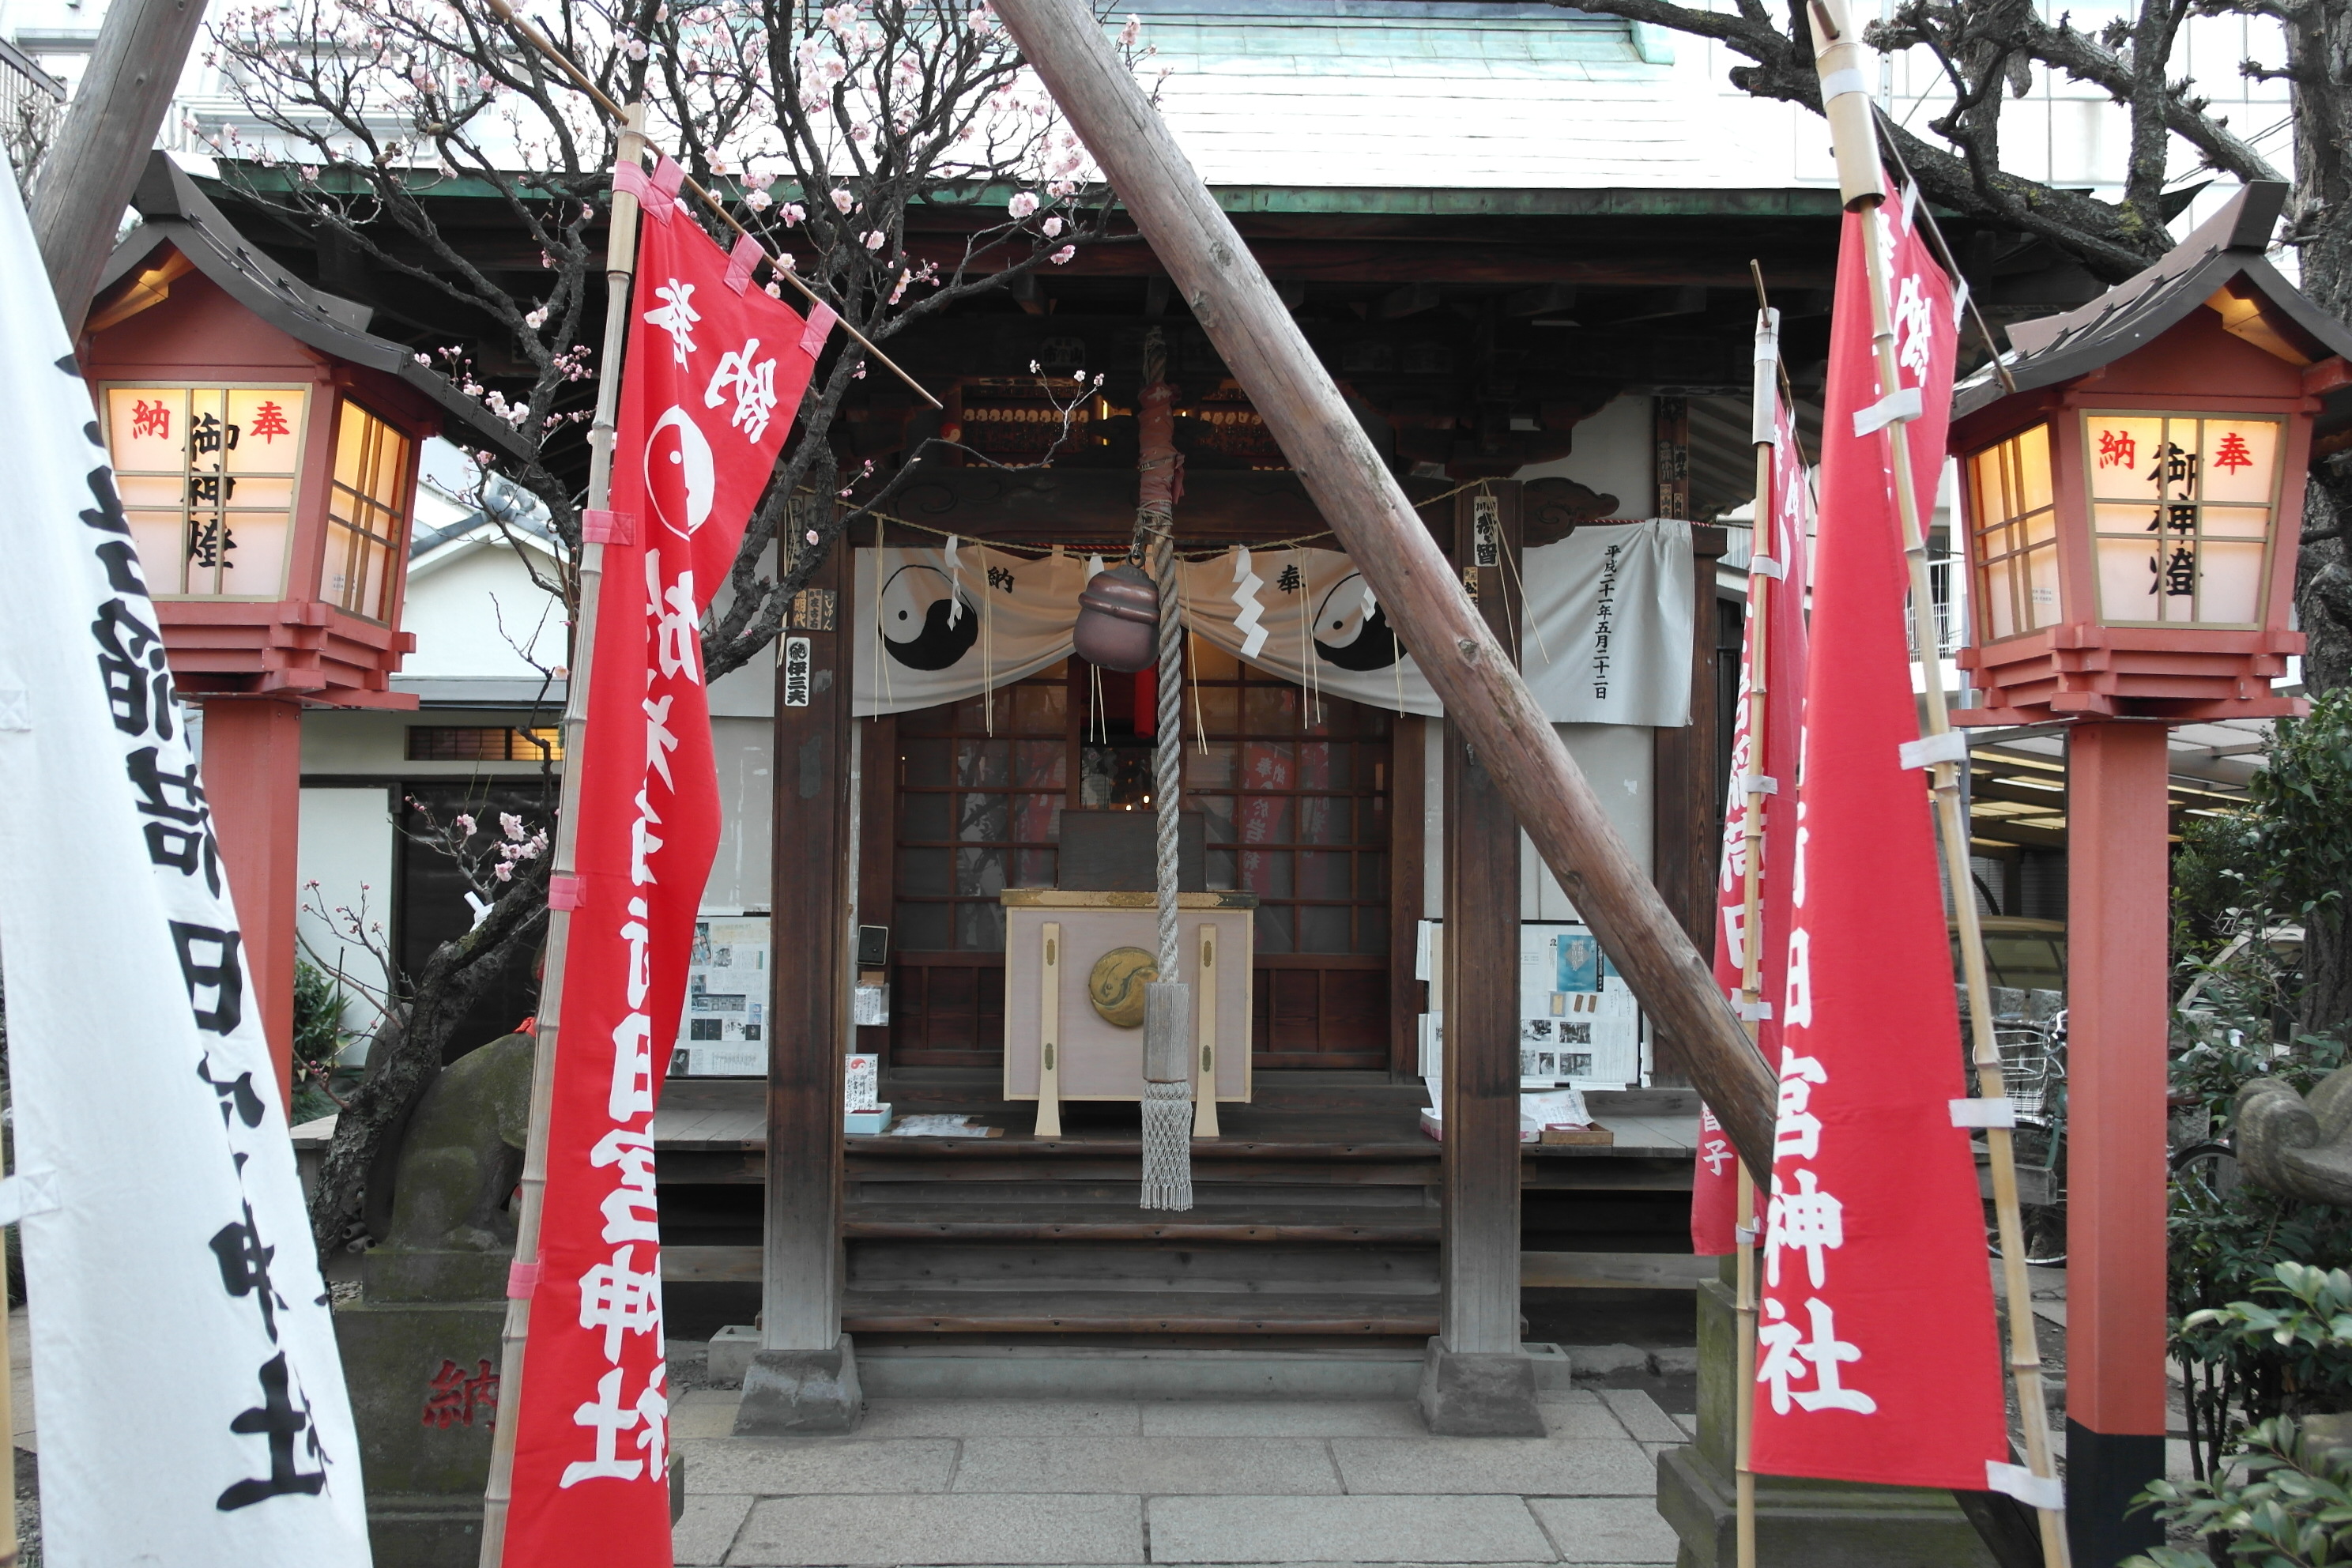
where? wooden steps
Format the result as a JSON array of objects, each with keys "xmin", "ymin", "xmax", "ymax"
[
  {"xmin": 652, "ymin": 1073, "xmax": 1706, "ymax": 1338},
  {"xmin": 844, "ymin": 1204, "xmax": 1441, "ymax": 1243},
  {"xmin": 836, "ymin": 1291, "xmax": 1439, "ymax": 1336}
]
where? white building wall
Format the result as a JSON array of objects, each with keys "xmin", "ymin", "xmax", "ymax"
[
  {"xmin": 401, "ymin": 540, "xmax": 567, "ymax": 680},
  {"xmin": 296, "ymin": 784, "xmax": 396, "ymax": 1040}
]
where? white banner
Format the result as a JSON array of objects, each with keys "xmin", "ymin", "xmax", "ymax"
[
  {"xmin": 0, "ymin": 177, "xmax": 371, "ymax": 1565},
  {"xmin": 851, "ymin": 524, "xmax": 1691, "ymax": 725},
  {"xmin": 1522, "ymin": 520, "xmax": 1694, "ymax": 726}
]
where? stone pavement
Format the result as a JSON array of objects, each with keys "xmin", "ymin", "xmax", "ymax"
[{"xmin": 667, "ymin": 1389, "xmax": 1690, "ymax": 1567}]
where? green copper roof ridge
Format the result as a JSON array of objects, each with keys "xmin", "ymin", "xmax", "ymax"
[{"xmin": 209, "ymin": 164, "xmax": 1851, "ymax": 219}]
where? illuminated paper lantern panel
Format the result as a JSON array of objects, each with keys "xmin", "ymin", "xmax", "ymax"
[
  {"xmin": 1949, "ymin": 183, "xmax": 2352, "ymax": 724},
  {"xmin": 80, "ymin": 155, "xmax": 530, "ymax": 703}
]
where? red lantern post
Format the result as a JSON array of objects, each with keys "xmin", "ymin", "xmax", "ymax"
[
  {"xmin": 78, "ymin": 157, "xmax": 531, "ymax": 1101},
  {"xmin": 1951, "ymin": 182, "xmax": 2352, "ymax": 1564}
]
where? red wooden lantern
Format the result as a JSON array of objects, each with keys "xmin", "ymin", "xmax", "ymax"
[
  {"xmin": 1949, "ymin": 183, "xmax": 2352, "ymax": 724},
  {"xmin": 76, "ymin": 155, "xmax": 531, "ymax": 1096},
  {"xmin": 1945, "ymin": 181, "xmax": 2352, "ymax": 1559}
]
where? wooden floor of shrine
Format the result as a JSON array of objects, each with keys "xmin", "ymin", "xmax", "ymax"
[{"xmin": 651, "ymin": 1071, "xmax": 1704, "ymax": 1342}]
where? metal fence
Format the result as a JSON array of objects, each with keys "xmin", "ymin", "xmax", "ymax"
[{"xmin": 0, "ymin": 38, "xmax": 66, "ymax": 187}]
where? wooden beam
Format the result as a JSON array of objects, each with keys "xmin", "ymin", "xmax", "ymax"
[
  {"xmin": 987, "ymin": 0, "xmax": 1779, "ymax": 1177},
  {"xmin": 1380, "ymin": 281, "xmax": 1445, "ymax": 318},
  {"xmin": 1520, "ymin": 1250, "xmax": 1712, "ymax": 1290},
  {"xmin": 1440, "ymin": 489, "xmax": 1525, "ymax": 1356},
  {"xmin": 1615, "ymin": 285, "xmax": 1709, "ymax": 324},
  {"xmin": 32, "ymin": 0, "xmax": 210, "ymax": 328},
  {"xmin": 762, "ymin": 548, "xmax": 854, "ymax": 1351},
  {"xmin": 1505, "ymin": 283, "xmax": 1578, "ymax": 318}
]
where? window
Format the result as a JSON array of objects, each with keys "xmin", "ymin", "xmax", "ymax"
[
  {"xmin": 1966, "ymin": 423, "xmax": 2060, "ymax": 643},
  {"xmin": 405, "ymin": 726, "xmax": 564, "ymax": 762},
  {"xmin": 1186, "ymin": 642, "xmax": 1389, "ymax": 955},
  {"xmin": 893, "ymin": 668, "xmax": 1069, "ymax": 952},
  {"xmin": 106, "ymin": 384, "xmax": 307, "ymax": 597},
  {"xmin": 322, "ymin": 398, "xmax": 415, "ymax": 621}
]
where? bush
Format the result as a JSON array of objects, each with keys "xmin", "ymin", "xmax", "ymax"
[
  {"xmin": 2169, "ymin": 1031, "xmax": 2352, "ymax": 1480},
  {"xmin": 2124, "ymin": 1416, "xmax": 2352, "ymax": 1567},
  {"xmin": 291, "ymin": 960, "xmax": 353, "ymax": 1125}
]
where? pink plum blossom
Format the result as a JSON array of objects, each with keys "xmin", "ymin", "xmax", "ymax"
[{"xmin": 1008, "ymin": 190, "xmax": 1038, "ymax": 219}]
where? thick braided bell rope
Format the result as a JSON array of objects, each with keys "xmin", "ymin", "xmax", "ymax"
[
  {"xmin": 1151, "ymin": 523, "xmax": 1182, "ymax": 982},
  {"xmin": 1139, "ymin": 519, "xmax": 1193, "ymax": 1210}
]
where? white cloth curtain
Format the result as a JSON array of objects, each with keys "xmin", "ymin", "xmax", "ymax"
[
  {"xmin": 850, "ymin": 522, "xmax": 1691, "ymax": 725},
  {"xmin": 853, "ymin": 543, "xmax": 1088, "ymax": 716}
]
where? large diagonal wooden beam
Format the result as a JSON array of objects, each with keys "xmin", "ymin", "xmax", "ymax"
[{"xmin": 989, "ymin": 0, "xmax": 1778, "ymax": 1172}]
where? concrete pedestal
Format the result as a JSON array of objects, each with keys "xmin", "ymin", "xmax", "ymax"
[
  {"xmin": 1417, "ymin": 1338, "xmax": 1546, "ymax": 1436},
  {"xmin": 735, "ymin": 1334, "xmax": 864, "ymax": 1434},
  {"xmin": 1656, "ymin": 1269, "xmax": 1994, "ymax": 1568},
  {"xmin": 334, "ymin": 1298, "xmax": 506, "ymax": 1568}
]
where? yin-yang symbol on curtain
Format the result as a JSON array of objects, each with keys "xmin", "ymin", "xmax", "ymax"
[
  {"xmin": 880, "ymin": 562, "xmax": 982, "ymax": 671},
  {"xmin": 1312, "ymin": 571, "xmax": 1404, "ymax": 671}
]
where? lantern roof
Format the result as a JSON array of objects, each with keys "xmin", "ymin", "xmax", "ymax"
[
  {"xmin": 92, "ymin": 153, "xmax": 533, "ymax": 462},
  {"xmin": 1954, "ymin": 182, "xmax": 2352, "ymax": 424}
]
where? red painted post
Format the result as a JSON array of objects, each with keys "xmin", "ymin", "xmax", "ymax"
[
  {"xmin": 202, "ymin": 696, "xmax": 305, "ymax": 1106},
  {"xmin": 2064, "ymin": 718, "xmax": 2172, "ymax": 1566}
]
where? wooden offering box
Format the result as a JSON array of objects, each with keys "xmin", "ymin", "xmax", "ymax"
[{"xmin": 1001, "ymin": 889, "xmax": 1255, "ymax": 1137}]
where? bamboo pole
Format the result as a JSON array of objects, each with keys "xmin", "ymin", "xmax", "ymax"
[
  {"xmin": 473, "ymin": 0, "xmax": 938, "ymax": 410},
  {"xmin": 983, "ymin": 0, "xmax": 1782, "ymax": 1177},
  {"xmin": 1733, "ymin": 1160, "xmax": 1758, "ymax": 1568},
  {"xmin": 1728, "ymin": 290, "xmax": 1784, "ymax": 1568},
  {"xmin": 1806, "ymin": 5, "xmax": 2070, "ymax": 1559},
  {"xmin": 476, "ymin": 102, "xmax": 650, "ymax": 1568}
]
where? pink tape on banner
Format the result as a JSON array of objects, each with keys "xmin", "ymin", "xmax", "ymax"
[
  {"xmin": 547, "ymin": 874, "xmax": 585, "ymax": 910},
  {"xmin": 726, "ymin": 233, "xmax": 763, "ymax": 294},
  {"xmin": 507, "ymin": 1261, "xmax": 542, "ymax": 1298},
  {"xmin": 582, "ymin": 509, "xmax": 638, "ymax": 546},
  {"xmin": 801, "ymin": 301, "xmax": 838, "ymax": 357},
  {"xmin": 612, "ymin": 155, "xmax": 686, "ymax": 221}
]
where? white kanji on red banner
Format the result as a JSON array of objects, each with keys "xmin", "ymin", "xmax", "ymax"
[
  {"xmin": 502, "ymin": 184, "xmax": 833, "ymax": 1565},
  {"xmin": 1746, "ymin": 179, "xmax": 2009, "ymax": 1492},
  {"xmin": 1693, "ymin": 344, "xmax": 1811, "ymax": 1257}
]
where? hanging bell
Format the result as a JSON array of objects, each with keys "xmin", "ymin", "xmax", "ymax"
[{"xmin": 1074, "ymin": 562, "xmax": 1159, "ymax": 673}]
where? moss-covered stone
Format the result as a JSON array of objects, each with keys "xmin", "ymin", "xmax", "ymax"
[{"xmin": 1654, "ymin": 1265, "xmax": 1996, "ymax": 1568}]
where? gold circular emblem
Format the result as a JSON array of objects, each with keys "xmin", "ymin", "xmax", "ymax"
[{"xmin": 1086, "ymin": 946, "xmax": 1158, "ymax": 1029}]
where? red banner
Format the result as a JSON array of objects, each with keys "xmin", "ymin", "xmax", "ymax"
[
  {"xmin": 503, "ymin": 188, "xmax": 828, "ymax": 1565},
  {"xmin": 1747, "ymin": 190, "xmax": 2008, "ymax": 1489},
  {"xmin": 1695, "ymin": 394, "xmax": 1813, "ymax": 1255}
]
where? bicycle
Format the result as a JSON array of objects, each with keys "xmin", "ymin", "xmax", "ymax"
[
  {"xmin": 1980, "ymin": 1013, "xmax": 2067, "ymax": 1267},
  {"xmin": 2169, "ymin": 1138, "xmax": 2242, "ymax": 1215}
]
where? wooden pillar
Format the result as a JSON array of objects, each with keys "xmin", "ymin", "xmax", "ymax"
[
  {"xmin": 2064, "ymin": 720, "xmax": 2170, "ymax": 1565},
  {"xmin": 201, "ymin": 695, "xmax": 303, "ymax": 1106},
  {"xmin": 1388, "ymin": 713, "xmax": 1427, "ymax": 1076},
  {"xmin": 1421, "ymin": 488, "xmax": 1541, "ymax": 1435},
  {"xmin": 737, "ymin": 545, "xmax": 861, "ymax": 1433},
  {"xmin": 1648, "ymin": 523, "xmax": 1726, "ymax": 1081}
]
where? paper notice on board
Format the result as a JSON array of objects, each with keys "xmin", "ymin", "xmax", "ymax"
[{"xmin": 672, "ymin": 916, "xmax": 769, "ymax": 1076}]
